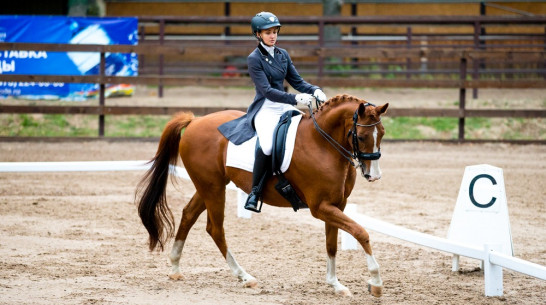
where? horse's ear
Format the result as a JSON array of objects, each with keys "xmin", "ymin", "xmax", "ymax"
[
  {"xmin": 358, "ymin": 103, "xmax": 366, "ymax": 116},
  {"xmin": 376, "ymin": 103, "xmax": 389, "ymax": 115}
]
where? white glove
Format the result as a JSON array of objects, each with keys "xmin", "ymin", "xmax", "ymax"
[
  {"xmin": 295, "ymin": 93, "xmax": 314, "ymax": 106},
  {"xmin": 313, "ymin": 88, "xmax": 327, "ymax": 103}
]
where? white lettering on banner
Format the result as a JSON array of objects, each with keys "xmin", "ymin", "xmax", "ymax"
[
  {"xmin": 0, "ymin": 81, "xmax": 65, "ymax": 88},
  {"xmin": 3, "ymin": 82, "xmax": 18, "ymax": 87},
  {"xmin": 5, "ymin": 50, "xmax": 47, "ymax": 59},
  {"xmin": 0, "ymin": 60, "xmax": 15, "ymax": 73},
  {"xmin": 0, "ymin": 88, "xmax": 21, "ymax": 95}
]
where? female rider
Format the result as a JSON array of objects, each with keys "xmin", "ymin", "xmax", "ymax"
[{"xmin": 218, "ymin": 12, "xmax": 326, "ymax": 213}]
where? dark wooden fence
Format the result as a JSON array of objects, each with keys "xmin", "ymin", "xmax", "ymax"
[{"xmin": 1, "ymin": 16, "xmax": 545, "ymax": 142}]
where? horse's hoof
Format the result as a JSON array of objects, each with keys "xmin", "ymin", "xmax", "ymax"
[
  {"xmin": 367, "ymin": 283, "xmax": 382, "ymax": 297},
  {"xmin": 336, "ymin": 288, "xmax": 353, "ymax": 297},
  {"xmin": 168, "ymin": 273, "xmax": 183, "ymax": 281},
  {"xmin": 243, "ymin": 278, "xmax": 258, "ymax": 288}
]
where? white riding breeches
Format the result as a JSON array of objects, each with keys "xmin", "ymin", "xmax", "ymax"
[{"xmin": 254, "ymin": 99, "xmax": 299, "ymax": 156}]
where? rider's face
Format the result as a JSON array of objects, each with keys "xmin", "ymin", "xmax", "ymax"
[{"xmin": 259, "ymin": 27, "xmax": 279, "ymax": 47}]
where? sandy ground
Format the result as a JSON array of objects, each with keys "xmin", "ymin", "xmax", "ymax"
[
  {"xmin": 0, "ymin": 139, "xmax": 545, "ymax": 305},
  {"xmin": 1, "ymin": 86, "xmax": 545, "ymax": 304}
]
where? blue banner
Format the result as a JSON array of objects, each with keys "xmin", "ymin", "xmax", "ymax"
[{"xmin": 0, "ymin": 16, "xmax": 138, "ymax": 100}]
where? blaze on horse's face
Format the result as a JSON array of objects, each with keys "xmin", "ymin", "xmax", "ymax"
[{"xmin": 354, "ymin": 102, "xmax": 388, "ymax": 182}]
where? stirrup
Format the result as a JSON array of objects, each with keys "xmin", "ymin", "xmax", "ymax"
[{"xmin": 244, "ymin": 190, "xmax": 263, "ymax": 213}]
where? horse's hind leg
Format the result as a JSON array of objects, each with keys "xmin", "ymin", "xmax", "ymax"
[
  {"xmin": 325, "ymin": 223, "xmax": 352, "ymax": 296},
  {"xmin": 203, "ymin": 189, "xmax": 257, "ymax": 288},
  {"xmin": 169, "ymin": 192, "xmax": 206, "ymax": 280}
]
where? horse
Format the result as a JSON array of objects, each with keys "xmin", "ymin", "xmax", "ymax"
[{"xmin": 136, "ymin": 94, "xmax": 389, "ymax": 297}]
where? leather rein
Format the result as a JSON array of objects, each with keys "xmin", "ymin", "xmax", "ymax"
[{"xmin": 307, "ymin": 102, "xmax": 381, "ymax": 171}]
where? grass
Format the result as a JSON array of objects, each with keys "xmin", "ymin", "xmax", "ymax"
[
  {"xmin": 0, "ymin": 114, "xmax": 171, "ymax": 137},
  {"xmin": 105, "ymin": 115, "xmax": 171, "ymax": 137},
  {"xmin": 382, "ymin": 116, "xmax": 544, "ymax": 140},
  {"xmin": 1, "ymin": 113, "xmax": 543, "ymax": 141},
  {"xmin": 382, "ymin": 117, "xmax": 458, "ymax": 140}
]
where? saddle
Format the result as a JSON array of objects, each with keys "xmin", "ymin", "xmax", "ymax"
[{"xmin": 272, "ymin": 110, "xmax": 308, "ymax": 212}]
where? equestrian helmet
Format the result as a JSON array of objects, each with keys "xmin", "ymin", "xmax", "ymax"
[{"xmin": 251, "ymin": 12, "xmax": 281, "ymax": 39}]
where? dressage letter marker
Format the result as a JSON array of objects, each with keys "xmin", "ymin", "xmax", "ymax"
[{"xmin": 447, "ymin": 164, "xmax": 514, "ymax": 281}]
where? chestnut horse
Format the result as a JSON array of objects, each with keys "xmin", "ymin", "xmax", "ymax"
[{"xmin": 137, "ymin": 94, "xmax": 388, "ymax": 297}]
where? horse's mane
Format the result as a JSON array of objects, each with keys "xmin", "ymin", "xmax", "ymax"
[{"xmin": 304, "ymin": 94, "xmax": 364, "ymax": 119}]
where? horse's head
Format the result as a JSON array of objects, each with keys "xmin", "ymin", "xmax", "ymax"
[
  {"xmin": 309, "ymin": 95, "xmax": 388, "ymax": 182},
  {"xmin": 350, "ymin": 102, "xmax": 389, "ymax": 182}
]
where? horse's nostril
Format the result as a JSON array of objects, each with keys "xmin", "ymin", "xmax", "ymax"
[{"xmin": 364, "ymin": 174, "xmax": 371, "ymax": 180}]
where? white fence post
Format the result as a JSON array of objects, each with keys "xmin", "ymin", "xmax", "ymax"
[
  {"xmin": 237, "ymin": 189, "xmax": 252, "ymax": 219},
  {"xmin": 484, "ymin": 244, "xmax": 503, "ymax": 297},
  {"xmin": 452, "ymin": 254, "xmax": 460, "ymax": 272},
  {"xmin": 341, "ymin": 203, "xmax": 358, "ymax": 250}
]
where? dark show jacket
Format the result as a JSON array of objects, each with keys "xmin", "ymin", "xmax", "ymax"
[{"xmin": 218, "ymin": 43, "xmax": 319, "ymax": 145}]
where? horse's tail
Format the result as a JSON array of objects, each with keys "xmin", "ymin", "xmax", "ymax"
[{"xmin": 136, "ymin": 112, "xmax": 195, "ymax": 251}]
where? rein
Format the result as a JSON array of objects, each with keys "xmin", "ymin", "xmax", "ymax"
[{"xmin": 307, "ymin": 102, "xmax": 381, "ymax": 171}]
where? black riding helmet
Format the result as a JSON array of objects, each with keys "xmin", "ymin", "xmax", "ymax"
[{"xmin": 251, "ymin": 12, "xmax": 281, "ymax": 41}]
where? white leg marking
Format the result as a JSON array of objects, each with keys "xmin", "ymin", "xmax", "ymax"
[
  {"xmin": 326, "ymin": 256, "xmax": 352, "ymax": 296},
  {"xmin": 366, "ymin": 253, "xmax": 382, "ymax": 287},
  {"xmin": 226, "ymin": 249, "xmax": 257, "ymax": 288},
  {"xmin": 168, "ymin": 240, "xmax": 185, "ymax": 280},
  {"xmin": 369, "ymin": 127, "xmax": 382, "ymax": 181}
]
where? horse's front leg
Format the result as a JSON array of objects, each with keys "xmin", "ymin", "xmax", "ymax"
[
  {"xmin": 314, "ymin": 203, "xmax": 383, "ymax": 297},
  {"xmin": 325, "ymin": 223, "xmax": 352, "ymax": 296}
]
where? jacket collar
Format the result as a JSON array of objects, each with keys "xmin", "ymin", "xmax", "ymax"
[
  {"xmin": 257, "ymin": 43, "xmax": 270, "ymax": 56},
  {"xmin": 257, "ymin": 43, "xmax": 285, "ymax": 73},
  {"xmin": 260, "ymin": 42, "xmax": 275, "ymax": 57}
]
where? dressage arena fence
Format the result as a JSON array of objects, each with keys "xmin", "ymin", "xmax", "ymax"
[
  {"xmin": 1, "ymin": 160, "xmax": 544, "ymax": 297},
  {"xmin": 1, "ymin": 15, "xmax": 546, "ymax": 143}
]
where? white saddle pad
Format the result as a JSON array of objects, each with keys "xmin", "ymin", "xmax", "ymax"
[{"xmin": 226, "ymin": 114, "xmax": 302, "ymax": 173}]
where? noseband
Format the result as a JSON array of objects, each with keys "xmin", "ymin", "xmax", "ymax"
[
  {"xmin": 349, "ymin": 107, "xmax": 382, "ymax": 161},
  {"xmin": 308, "ymin": 102, "xmax": 381, "ymax": 171}
]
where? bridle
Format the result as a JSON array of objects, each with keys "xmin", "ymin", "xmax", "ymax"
[
  {"xmin": 349, "ymin": 108, "xmax": 382, "ymax": 161},
  {"xmin": 308, "ymin": 101, "xmax": 382, "ymax": 174}
]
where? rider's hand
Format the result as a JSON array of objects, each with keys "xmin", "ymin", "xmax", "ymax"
[
  {"xmin": 295, "ymin": 93, "xmax": 314, "ymax": 106},
  {"xmin": 313, "ymin": 89, "xmax": 327, "ymax": 103}
]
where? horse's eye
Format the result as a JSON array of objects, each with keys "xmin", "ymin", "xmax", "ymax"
[{"xmin": 357, "ymin": 136, "xmax": 365, "ymax": 142}]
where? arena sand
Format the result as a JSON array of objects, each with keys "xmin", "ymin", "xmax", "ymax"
[
  {"xmin": 1, "ymin": 86, "xmax": 545, "ymax": 304},
  {"xmin": 0, "ymin": 140, "xmax": 544, "ymax": 305}
]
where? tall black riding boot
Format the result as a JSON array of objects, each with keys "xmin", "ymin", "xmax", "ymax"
[{"xmin": 244, "ymin": 147, "xmax": 271, "ymax": 213}]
